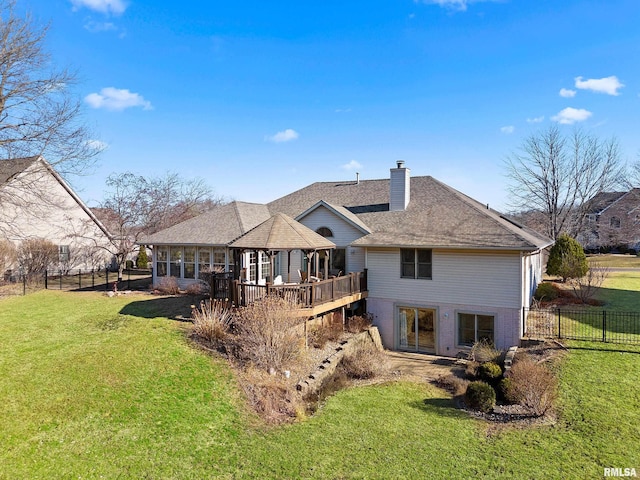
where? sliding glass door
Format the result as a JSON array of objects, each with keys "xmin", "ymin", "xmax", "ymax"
[{"xmin": 398, "ymin": 307, "xmax": 436, "ymax": 353}]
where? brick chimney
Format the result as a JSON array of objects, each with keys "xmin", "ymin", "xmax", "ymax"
[{"xmin": 390, "ymin": 160, "xmax": 410, "ymax": 211}]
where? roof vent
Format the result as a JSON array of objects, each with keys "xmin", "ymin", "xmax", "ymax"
[
  {"xmin": 356, "ymin": 172, "xmax": 360, "ymax": 184},
  {"xmin": 396, "ymin": 160, "xmax": 405, "ymax": 169}
]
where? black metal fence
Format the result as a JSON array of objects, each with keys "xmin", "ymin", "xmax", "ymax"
[
  {"xmin": 524, "ymin": 307, "xmax": 640, "ymax": 345},
  {"xmin": 0, "ymin": 269, "xmax": 152, "ymax": 296}
]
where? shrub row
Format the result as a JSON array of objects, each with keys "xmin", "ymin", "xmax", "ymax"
[{"xmin": 462, "ymin": 342, "xmax": 557, "ymax": 417}]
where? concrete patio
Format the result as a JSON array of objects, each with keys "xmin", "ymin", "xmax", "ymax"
[{"xmin": 385, "ymin": 351, "xmax": 466, "ymax": 381}]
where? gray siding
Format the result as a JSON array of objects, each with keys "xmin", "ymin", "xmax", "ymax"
[
  {"xmin": 366, "ymin": 248, "xmax": 522, "ymax": 308},
  {"xmin": 298, "ymin": 205, "xmax": 367, "ymax": 273}
]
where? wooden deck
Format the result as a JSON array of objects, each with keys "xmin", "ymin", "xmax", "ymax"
[{"xmin": 213, "ymin": 271, "xmax": 368, "ymax": 317}]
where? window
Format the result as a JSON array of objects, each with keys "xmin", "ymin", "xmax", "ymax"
[
  {"xmin": 259, "ymin": 252, "xmax": 270, "ymax": 281},
  {"xmin": 213, "ymin": 248, "xmax": 226, "ymax": 273},
  {"xmin": 610, "ymin": 216, "xmax": 621, "ymax": 228},
  {"xmin": 183, "ymin": 247, "xmax": 195, "ymax": 279},
  {"xmin": 170, "ymin": 247, "xmax": 182, "ymax": 277},
  {"xmin": 197, "ymin": 249, "xmax": 211, "ymax": 279},
  {"xmin": 58, "ymin": 245, "xmax": 70, "ymax": 263},
  {"xmin": 248, "ymin": 251, "xmax": 257, "ymax": 282},
  {"xmin": 401, "ymin": 249, "xmax": 432, "ymax": 279},
  {"xmin": 316, "ymin": 227, "xmax": 333, "ymax": 237},
  {"xmin": 156, "ymin": 247, "xmax": 168, "ymax": 276},
  {"xmin": 458, "ymin": 313, "xmax": 494, "ymax": 347},
  {"xmin": 332, "ymin": 248, "xmax": 346, "ymax": 273}
]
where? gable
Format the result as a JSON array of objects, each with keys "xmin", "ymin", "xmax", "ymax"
[
  {"xmin": 296, "ymin": 204, "xmax": 368, "ymax": 247},
  {"xmin": 0, "ymin": 157, "xmax": 111, "ymax": 243}
]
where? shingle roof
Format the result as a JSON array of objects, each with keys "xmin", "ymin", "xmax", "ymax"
[
  {"xmin": 295, "ymin": 200, "xmax": 371, "ymax": 234},
  {"xmin": 144, "ymin": 170, "xmax": 552, "ymax": 251},
  {"xmin": 140, "ymin": 201, "xmax": 270, "ymax": 245},
  {"xmin": 268, "ymin": 175, "xmax": 552, "ymax": 251},
  {"xmin": 584, "ymin": 191, "xmax": 627, "ymax": 215},
  {"xmin": 0, "ymin": 156, "xmax": 39, "ymax": 185},
  {"xmin": 229, "ymin": 213, "xmax": 336, "ymax": 250}
]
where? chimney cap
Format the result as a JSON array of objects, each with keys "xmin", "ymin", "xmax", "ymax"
[{"xmin": 396, "ymin": 160, "xmax": 405, "ymax": 169}]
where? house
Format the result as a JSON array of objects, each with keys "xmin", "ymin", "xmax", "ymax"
[
  {"xmin": 143, "ymin": 161, "xmax": 552, "ymax": 356},
  {"xmin": 579, "ymin": 189, "xmax": 640, "ymax": 252},
  {"xmin": 0, "ymin": 156, "xmax": 113, "ymax": 273}
]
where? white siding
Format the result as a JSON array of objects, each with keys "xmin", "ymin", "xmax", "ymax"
[
  {"xmin": 298, "ymin": 205, "xmax": 367, "ymax": 273},
  {"xmin": 0, "ymin": 162, "xmax": 112, "ymax": 270},
  {"xmin": 523, "ymin": 250, "xmax": 544, "ymax": 308},
  {"xmin": 365, "ymin": 247, "xmax": 526, "ymax": 355},
  {"xmin": 366, "ymin": 248, "xmax": 522, "ymax": 308}
]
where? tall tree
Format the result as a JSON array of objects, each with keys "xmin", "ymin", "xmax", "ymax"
[
  {"xmin": 0, "ymin": 0, "xmax": 102, "ymax": 241},
  {"xmin": 505, "ymin": 126, "xmax": 624, "ymax": 240},
  {"xmin": 0, "ymin": 0, "xmax": 99, "ymax": 172},
  {"xmin": 96, "ymin": 172, "xmax": 222, "ymax": 280}
]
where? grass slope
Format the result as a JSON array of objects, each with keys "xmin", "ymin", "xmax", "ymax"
[{"xmin": 1, "ymin": 291, "xmax": 639, "ymax": 478}]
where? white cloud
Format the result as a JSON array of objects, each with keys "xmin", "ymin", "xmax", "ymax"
[
  {"xmin": 85, "ymin": 87, "xmax": 152, "ymax": 111},
  {"xmin": 559, "ymin": 88, "xmax": 576, "ymax": 98},
  {"xmin": 265, "ymin": 129, "xmax": 299, "ymax": 143},
  {"xmin": 500, "ymin": 126, "xmax": 515, "ymax": 134},
  {"xmin": 70, "ymin": 0, "xmax": 127, "ymax": 15},
  {"xmin": 574, "ymin": 76, "xmax": 624, "ymax": 96},
  {"xmin": 84, "ymin": 21, "xmax": 117, "ymax": 32},
  {"xmin": 85, "ymin": 139, "xmax": 109, "ymax": 151},
  {"xmin": 414, "ymin": 0, "xmax": 499, "ymax": 12},
  {"xmin": 341, "ymin": 160, "xmax": 362, "ymax": 170},
  {"xmin": 526, "ymin": 116, "xmax": 545, "ymax": 123},
  {"xmin": 551, "ymin": 107, "xmax": 592, "ymax": 125}
]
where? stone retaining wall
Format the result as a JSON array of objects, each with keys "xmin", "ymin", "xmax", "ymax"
[{"xmin": 296, "ymin": 327, "xmax": 383, "ymax": 397}]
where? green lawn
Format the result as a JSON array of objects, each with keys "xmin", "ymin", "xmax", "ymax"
[
  {"xmin": 1, "ymin": 291, "xmax": 639, "ymax": 478},
  {"xmin": 596, "ymin": 270, "xmax": 640, "ymax": 311},
  {"xmin": 587, "ymin": 253, "xmax": 640, "ymax": 268}
]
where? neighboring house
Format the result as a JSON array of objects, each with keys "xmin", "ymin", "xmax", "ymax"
[
  {"xmin": 0, "ymin": 156, "xmax": 113, "ymax": 273},
  {"xmin": 579, "ymin": 189, "xmax": 640, "ymax": 251},
  {"xmin": 143, "ymin": 161, "xmax": 552, "ymax": 356}
]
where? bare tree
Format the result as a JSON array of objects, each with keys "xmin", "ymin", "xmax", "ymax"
[
  {"xmin": 0, "ymin": 0, "xmax": 102, "ymax": 244},
  {"xmin": 505, "ymin": 126, "xmax": 624, "ymax": 240},
  {"xmin": 96, "ymin": 172, "xmax": 221, "ymax": 280},
  {"xmin": 0, "ymin": 0, "xmax": 100, "ymax": 173}
]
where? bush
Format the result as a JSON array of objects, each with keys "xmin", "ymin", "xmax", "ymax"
[
  {"xmin": 239, "ymin": 367, "xmax": 304, "ymax": 423},
  {"xmin": 191, "ymin": 300, "xmax": 232, "ymax": 343},
  {"xmin": 340, "ymin": 344, "xmax": 389, "ymax": 380},
  {"xmin": 185, "ymin": 281, "xmax": 209, "ymax": 296},
  {"xmin": 0, "ymin": 239, "xmax": 17, "ymax": 278},
  {"xmin": 17, "ymin": 238, "xmax": 58, "ymax": 275},
  {"xmin": 479, "ymin": 362, "xmax": 503, "ymax": 383},
  {"xmin": 231, "ymin": 295, "xmax": 304, "ymax": 370},
  {"xmin": 435, "ymin": 374, "xmax": 469, "ymax": 396},
  {"xmin": 345, "ymin": 314, "xmax": 373, "ymax": 333},
  {"xmin": 136, "ymin": 245, "xmax": 149, "ymax": 269},
  {"xmin": 498, "ymin": 377, "xmax": 515, "ymax": 403},
  {"xmin": 469, "ymin": 339, "xmax": 502, "ymax": 364},
  {"xmin": 546, "ymin": 233, "xmax": 588, "ymax": 281},
  {"xmin": 154, "ymin": 276, "xmax": 180, "ymax": 295},
  {"xmin": 534, "ymin": 282, "xmax": 558, "ymax": 301},
  {"xmin": 125, "ymin": 260, "xmax": 134, "ymax": 269},
  {"xmin": 464, "ymin": 361, "xmax": 480, "ymax": 380},
  {"xmin": 464, "ymin": 381, "xmax": 496, "ymax": 413},
  {"xmin": 309, "ymin": 321, "xmax": 343, "ymax": 349},
  {"xmin": 505, "ymin": 355, "xmax": 557, "ymax": 416}
]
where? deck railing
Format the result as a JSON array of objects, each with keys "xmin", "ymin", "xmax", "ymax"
[{"xmin": 226, "ymin": 270, "xmax": 367, "ymax": 308}]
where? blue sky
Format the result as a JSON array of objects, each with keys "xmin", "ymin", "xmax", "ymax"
[{"xmin": 20, "ymin": 0, "xmax": 640, "ymax": 210}]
